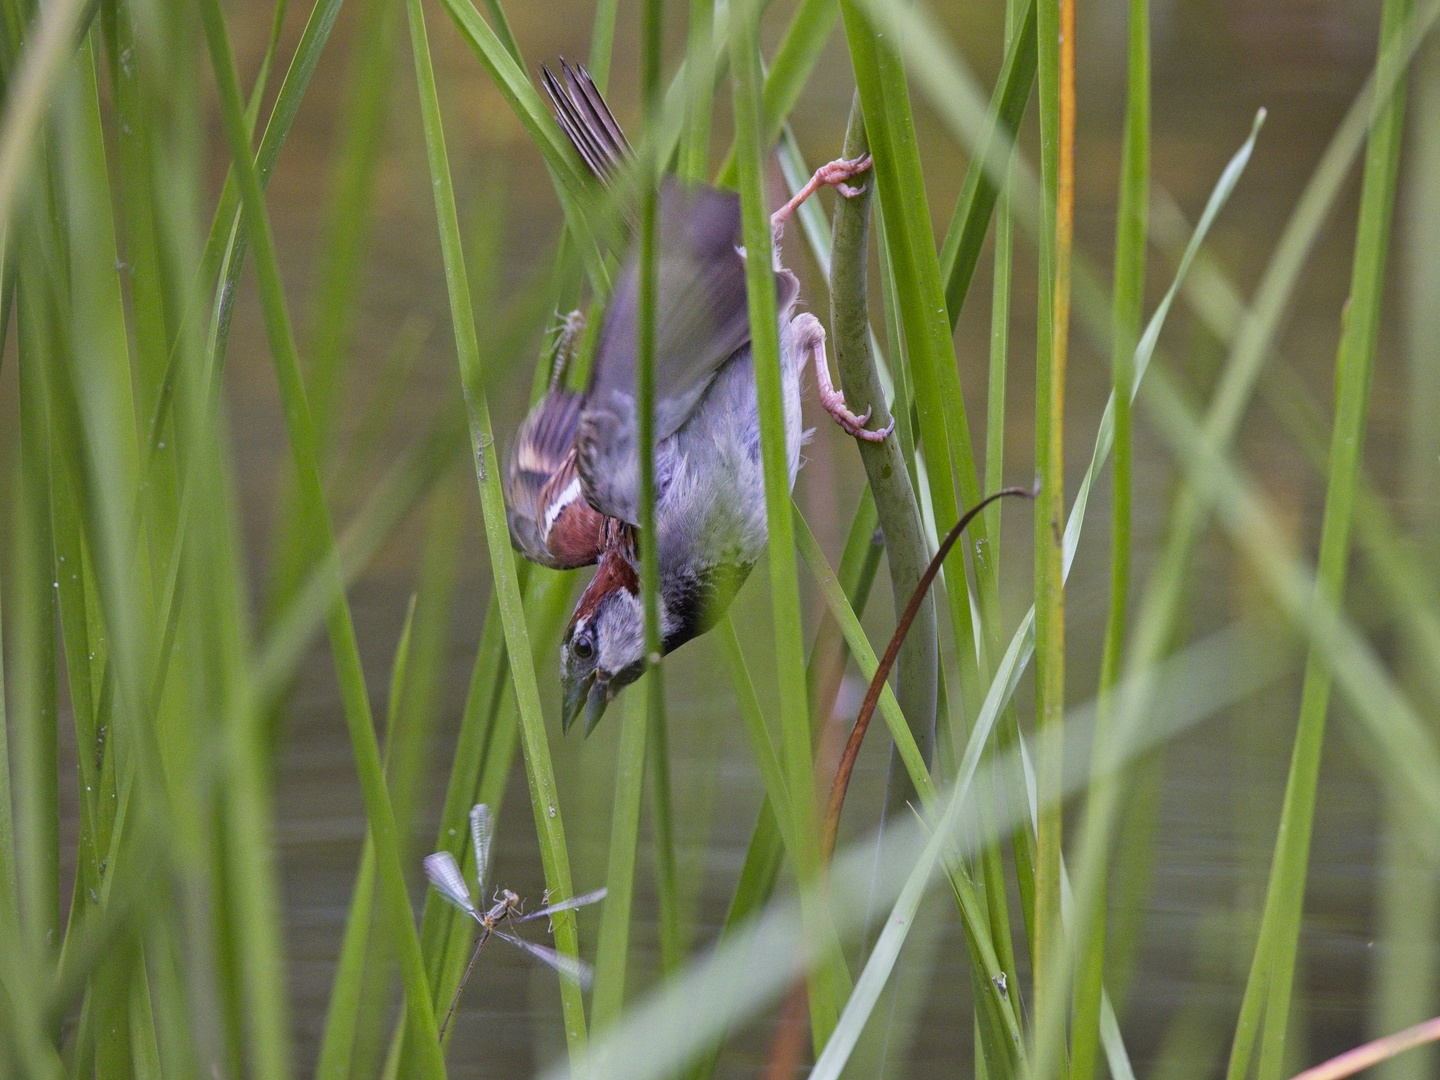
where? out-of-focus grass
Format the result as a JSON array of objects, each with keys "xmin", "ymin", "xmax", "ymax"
[{"xmin": 4, "ymin": 1, "xmax": 1440, "ymax": 1078}]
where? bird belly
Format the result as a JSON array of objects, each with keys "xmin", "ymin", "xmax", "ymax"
[{"xmin": 654, "ymin": 313, "xmax": 806, "ymax": 591}]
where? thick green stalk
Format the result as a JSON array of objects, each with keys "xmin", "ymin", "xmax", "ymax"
[
  {"xmin": 1229, "ymin": 2, "xmax": 1412, "ymax": 1077},
  {"xmin": 1073, "ymin": 0, "xmax": 1149, "ymax": 1075},
  {"xmin": 839, "ymin": 0, "xmax": 992, "ymax": 734},
  {"xmin": 197, "ymin": 2, "xmax": 448, "ymax": 1075},
  {"xmin": 731, "ymin": 3, "xmax": 842, "ymax": 1050},
  {"xmin": 828, "ymin": 100, "xmax": 936, "ymax": 792},
  {"xmin": 406, "ymin": 0, "xmax": 588, "ymax": 1057}
]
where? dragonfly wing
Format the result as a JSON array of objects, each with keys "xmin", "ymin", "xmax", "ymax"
[
  {"xmin": 516, "ymin": 886, "xmax": 608, "ymax": 923},
  {"xmin": 423, "ymin": 852, "xmax": 476, "ymax": 917},
  {"xmin": 470, "ymin": 804, "xmax": 494, "ymax": 899},
  {"xmin": 493, "ymin": 929, "xmax": 594, "ymax": 990}
]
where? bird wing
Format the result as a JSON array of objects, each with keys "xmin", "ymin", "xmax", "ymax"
[
  {"xmin": 576, "ymin": 181, "xmax": 798, "ymax": 524},
  {"xmin": 505, "ymin": 390, "xmax": 611, "ymax": 569},
  {"xmin": 539, "ymin": 60, "xmax": 798, "ymax": 526}
]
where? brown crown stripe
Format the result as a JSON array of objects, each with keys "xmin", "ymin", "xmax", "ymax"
[{"xmin": 570, "ymin": 541, "xmax": 640, "ymax": 626}]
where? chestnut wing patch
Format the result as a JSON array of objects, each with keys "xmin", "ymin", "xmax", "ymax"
[
  {"xmin": 506, "ymin": 390, "xmax": 612, "ymax": 569},
  {"xmin": 538, "ymin": 452, "xmax": 610, "ymax": 568}
]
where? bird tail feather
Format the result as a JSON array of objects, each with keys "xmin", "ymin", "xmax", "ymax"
[{"xmin": 541, "ymin": 60, "xmax": 631, "ymax": 183}]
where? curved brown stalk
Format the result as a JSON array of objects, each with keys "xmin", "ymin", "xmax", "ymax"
[
  {"xmin": 820, "ymin": 485, "xmax": 1035, "ymax": 862},
  {"xmin": 1289, "ymin": 1016, "xmax": 1440, "ymax": 1080}
]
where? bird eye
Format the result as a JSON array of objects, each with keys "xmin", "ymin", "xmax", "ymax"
[{"xmin": 573, "ymin": 634, "xmax": 595, "ymax": 661}]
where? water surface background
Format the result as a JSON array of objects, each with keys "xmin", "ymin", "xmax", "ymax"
[{"xmin": 207, "ymin": 0, "xmax": 1422, "ymax": 1074}]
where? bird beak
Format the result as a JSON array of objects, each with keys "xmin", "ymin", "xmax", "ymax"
[
  {"xmin": 583, "ymin": 683, "xmax": 610, "ymax": 736},
  {"xmin": 561, "ymin": 672, "xmax": 611, "ymax": 736}
]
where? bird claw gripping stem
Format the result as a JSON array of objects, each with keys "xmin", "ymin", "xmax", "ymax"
[{"xmin": 770, "ymin": 154, "xmax": 874, "ymax": 247}]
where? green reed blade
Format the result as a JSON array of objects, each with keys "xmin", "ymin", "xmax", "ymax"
[
  {"xmin": 1110, "ymin": 0, "xmax": 1440, "ymax": 784},
  {"xmin": 304, "ymin": 0, "xmax": 399, "ymax": 454},
  {"xmin": 44, "ymin": 36, "xmax": 183, "ymax": 1075},
  {"xmin": 680, "ymin": 0, "xmax": 715, "ymax": 182},
  {"xmin": 397, "ymin": 565, "xmax": 576, "ymax": 1077},
  {"xmin": 732, "ymin": 0, "xmax": 846, "ymax": 1051},
  {"xmin": 249, "ymin": 0, "xmax": 372, "ymax": 669},
  {"xmin": 1228, "ymin": 2, "xmax": 1412, "ymax": 1076},
  {"xmin": 1370, "ymin": 31, "xmax": 1440, "ymax": 1080},
  {"xmin": 185, "ymin": 0, "xmax": 346, "ymax": 446},
  {"xmin": 634, "ymin": 0, "xmax": 682, "ymax": 982},
  {"xmin": 591, "ymin": 683, "xmax": 649, "ymax": 1031},
  {"xmin": 938, "ymin": 0, "xmax": 1036, "ymax": 338},
  {"xmin": 13, "ymin": 225, "xmax": 60, "ymax": 970},
  {"xmin": 794, "ymin": 508, "xmax": 932, "ymax": 805},
  {"xmin": 1073, "ymin": 0, "xmax": 1149, "ymax": 1074},
  {"xmin": 1139, "ymin": 364, "xmax": 1440, "ymax": 850},
  {"xmin": 589, "ymin": 0, "xmax": 620, "ymax": 90},
  {"xmin": 716, "ymin": 618, "xmax": 794, "ymax": 846},
  {"xmin": 199, "ymin": 2, "xmax": 449, "ymax": 1075},
  {"xmin": 713, "ymin": 0, "xmax": 838, "ymax": 186},
  {"xmin": 406, "ymin": 0, "xmax": 588, "ymax": 1057},
  {"xmin": 0, "ymin": 543, "xmax": 12, "ymax": 931},
  {"xmin": 430, "ymin": 0, "xmax": 609, "ymax": 285},
  {"xmin": 568, "ymin": 623, "xmax": 1275, "ymax": 1080},
  {"xmin": 0, "ymin": 0, "xmax": 90, "ymax": 240},
  {"xmin": 840, "ymin": 0, "xmax": 993, "ymax": 759},
  {"xmin": 254, "ymin": 398, "xmax": 466, "ymax": 712},
  {"xmin": 316, "ymin": 490, "xmax": 460, "ymax": 1079}
]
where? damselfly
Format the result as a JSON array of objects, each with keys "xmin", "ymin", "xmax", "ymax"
[{"xmin": 423, "ymin": 804, "xmax": 606, "ymax": 1039}]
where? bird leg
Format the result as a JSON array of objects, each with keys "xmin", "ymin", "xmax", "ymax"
[
  {"xmin": 770, "ymin": 154, "xmax": 873, "ymax": 248},
  {"xmin": 794, "ymin": 313, "xmax": 893, "ymax": 443}
]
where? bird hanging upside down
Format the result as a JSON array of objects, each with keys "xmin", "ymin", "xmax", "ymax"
[{"xmin": 504, "ymin": 61, "xmax": 890, "ymax": 735}]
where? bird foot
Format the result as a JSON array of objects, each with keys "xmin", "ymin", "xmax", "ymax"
[
  {"xmin": 796, "ymin": 313, "xmax": 894, "ymax": 443},
  {"xmin": 771, "ymin": 155, "xmax": 875, "ymax": 244},
  {"xmin": 820, "ymin": 389, "xmax": 892, "ymax": 442}
]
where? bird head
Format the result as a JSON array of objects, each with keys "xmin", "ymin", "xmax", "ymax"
[{"xmin": 560, "ymin": 549, "xmax": 647, "ymax": 735}]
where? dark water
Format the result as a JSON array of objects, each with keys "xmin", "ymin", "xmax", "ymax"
[{"xmin": 217, "ymin": 0, "xmax": 1425, "ymax": 1074}]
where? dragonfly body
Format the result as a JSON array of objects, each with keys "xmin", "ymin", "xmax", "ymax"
[
  {"xmin": 423, "ymin": 806, "xmax": 606, "ymax": 1039},
  {"xmin": 479, "ymin": 888, "xmax": 522, "ymax": 930}
]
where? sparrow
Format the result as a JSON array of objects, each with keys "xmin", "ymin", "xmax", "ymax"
[{"xmin": 505, "ymin": 61, "xmax": 890, "ymax": 735}]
